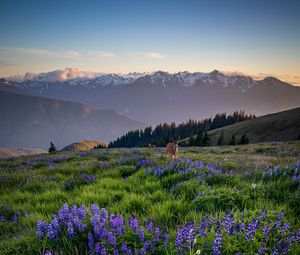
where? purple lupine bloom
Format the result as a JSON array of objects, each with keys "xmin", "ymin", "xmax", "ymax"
[
  {"xmin": 58, "ymin": 203, "xmax": 69, "ymax": 226},
  {"xmin": 221, "ymin": 213, "xmax": 234, "ymax": 235},
  {"xmin": 110, "ymin": 214, "xmax": 124, "ymax": 235},
  {"xmin": 36, "ymin": 220, "xmax": 48, "ymax": 239},
  {"xmin": 175, "ymin": 227, "xmax": 184, "ymax": 250},
  {"xmin": 47, "ymin": 214, "xmax": 60, "ymax": 240},
  {"xmin": 274, "ymin": 211, "xmax": 285, "ymax": 230},
  {"xmin": 77, "ymin": 205, "xmax": 88, "ymax": 220},
  {"xmin": 129, "ymin": 214, "xmax": 139, "ymax": 233},
  {"xmin": 281, "ymin": 223, "xmax": 290, "ymax": 236},
  {"xmin": 262, "ymin": 224, "xmax": 271, "ymax": 239},
  {"xmin": 139, "ymin": 229, "xmax": 145, "ymax": 242},
  {"xmin": 95, "ymin": 243, "xmax": 107, "ymax": 255},
  {"xmin": 100, "ymin": 208, "xmax": 108, "ymax": 224},
  {"xmin": 108, "ymin": 231, "xmax": 117, "ymax": 245},
  {"xmin": 235, "ymin": 222, "xmax": 245, "ymax": 233},
  {"xmin": 88, "ymin": 231, "xmax": 94, "ymax": 250},
  {"xmin": 145, "ymin": 220, "xmax": 153, "ymax": 233},
  {"xmin": 258, "ymin": 243, "xmax": 266, "ymax": 255},
  {"xmin": 67, "ymin": 221, "xmax": 75, "ymax": 238},
  {"xmin": 113, "ymin": 246, "xmax": 119, "ymax": 255},
  {"xmin": 121, "ymin": 241, "xmax": 127, "ymax": 253},
  {"xmin": 198, "ymin": 217, "xmax": 208, "ymax": 237},
  {"xmin": 94, "ymin": 222, "xmax": 107, "ymax": 239},
  {"xmin": 126, "ymin": 248, "xmax": 132, "ymax": 255},
  {"xmin": 161, "ymin": 232, "xmax": 169, "ymax": 246},
  {"xmin": 245, "ymin": 219, "xmax": 259, "ymax": 241},
  {"xmin": 183, "ymin": 222, "xmax": 195, "ymax": 249},
  {"xmin": 212, "ymin": 229, "xmax": 222, "ymax": 255},
  {"xmin": 272, "ymin": 249, "xmax": 279, "ymax": 255},
  {"xmin": 140, "ymin": 240, "xmax": 150, "ymax": 255},
  {"xmin": 152, "ymin": 227, "xmax": 160, "ymax": 245}
]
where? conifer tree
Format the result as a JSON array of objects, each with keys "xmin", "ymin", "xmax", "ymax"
[
  {"xmin": 48, "ymin": 142, "xmax": 57, "ymax": 153},
  {"xmin": 189, "ymin": 136, "xmax": 195, "ymax": 146},
  {"xmin": 202, "ymin": 131, "xmax": 210, "ymax": 147},
  {"xmin": 195, "ymin": 131, "xmax": 203, "ymax": 146},
  {"xmin": 217, "ymin": 130, "xmax": 224, "ymax": 146},
  {"xmin": 238, "ymin": 134, "xmax": 249, "ymax": 145},
  {"xmin": 228, "ymin": 133, "xmax": 236, "ymax": 146}
]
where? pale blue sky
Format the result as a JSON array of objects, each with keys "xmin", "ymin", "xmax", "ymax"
[{"xmin": 0, "ymin": 0, "xmax": 299, "ymax": 84}]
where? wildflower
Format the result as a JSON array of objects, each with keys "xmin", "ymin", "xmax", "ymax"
[
  {"xmin": 36, "ymin": 220, "xmax": 48, "ymax": 239},
  {"xmin": 212, "ymin": 228, "xmax": 222, "ymax": 255}
]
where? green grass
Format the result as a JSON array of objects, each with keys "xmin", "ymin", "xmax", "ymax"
[{"xmin": 0, "ymin": 141, "xmax": 299, "ymax": 254}]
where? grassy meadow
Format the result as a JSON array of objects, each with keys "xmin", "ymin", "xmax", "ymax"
[{"xmin": 0, "ymin": 141, "xmax": 299, "ymax": 255}]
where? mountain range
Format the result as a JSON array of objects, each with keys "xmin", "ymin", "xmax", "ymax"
[
  {"xmin": 1, "ymin": 68, "xmax": 300, "ymax": 149},
  {"xmin": 2, "ymin": 69, "xmax": 300, "ymax": 124},
  {"xmin": 0, "ymin": 90, "xmax": 144, "ymax": 149}
]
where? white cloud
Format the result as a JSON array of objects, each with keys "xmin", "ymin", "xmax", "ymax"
[
  {"xmin": 0, "ymin": 47, "xmax": 116, "ymax": 60},
  {"xmin": 139, "ymin": 52, "xmax": 166, "ymax": 59},
  {"xmin": 87, "ymin": 50, "xmax": 116, "ymax": 58},
  {"xmin": 130, "ymin": 52, "xmax": 166, "ymax": 59}
]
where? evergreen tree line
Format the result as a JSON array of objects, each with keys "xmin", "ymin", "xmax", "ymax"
[
  {"xmin": 188, "ymin": 130, "xmax": 250, "ymax": 147},
  {"xmin": 109, "ymin": 111, "xmax": 255, "ymax": 148}
]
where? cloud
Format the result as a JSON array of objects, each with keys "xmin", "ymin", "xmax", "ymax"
[
  {"xmin": 130, "ymin": 52, "xmax": 166, "ymax": 59},
  {"xmin": 0, "ymin": 47, "xmax": 116, "ymax": 60},
  {"xmin": 224, "ymin": 70, "xmax": 300, "ymax": 86},
  {"xmin": 87, "ymin": 50, "xmax": 116, "ymax": 58}
]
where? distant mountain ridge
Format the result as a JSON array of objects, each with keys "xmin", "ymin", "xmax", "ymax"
[
  {"xmin": 0, "ymin": 91, "xmax": 145, "ymax": 150},
  {"xmin": 1, "ymin": 69, "xmax": 300, "ymax": 124},
  {"xmin": 4, "ymin": 68, "xmax": 283, "ymax": 89}
]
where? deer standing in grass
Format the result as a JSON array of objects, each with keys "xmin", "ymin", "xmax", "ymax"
[{"xmin": 166, "ymin": 138, "xmax": 179, "ymax": 161}]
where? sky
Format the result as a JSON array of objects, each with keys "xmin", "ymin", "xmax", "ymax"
[{"xmin": 0, "ymin": 0, "xmax": 300, "ymax": 85}]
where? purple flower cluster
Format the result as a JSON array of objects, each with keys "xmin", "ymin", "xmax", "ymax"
[
  {"xmin": 136, "ymin": 159, "xmax": 155, "ymax": 170},
  {"xmin": 37, "ymin": 203, "xmax": 88, "ymax": 240},
  {"xmin": 76, "ymin": 173, "xmax": 96, "ymax": 184},
  {"xmin": 262, "ymin": 161, "xmax": 300, "ymax": 183},
  {"xmin": 37, "ymin": 205, "xmax": 300, "ymax": 255},
  {"xmin": 146, "ymin": 158, "xmax": 226, "ymax": 179}
]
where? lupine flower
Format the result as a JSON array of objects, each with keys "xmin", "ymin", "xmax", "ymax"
[
  {"xmin": 139, "ymin": 229, "xmax": 145, "ymax": 242},
  {"xmin": 88, "ymin": 231, "xmax": 94, "ymax": 250},
  {"xmin": 258, "ymin": 243, "xmax": 266, "ymax": 255},
  {"xmin": 152, "ymin": 227, "xmax": 160, "ymax": 244},
  {"xmin": 129, "ymin": 214, "xmax": 139, "ymax": 233},
  {"xmin": 36, "ymin": 220, "xmax": 48, "ymax": 239},
  {"xmin": 47, "ymin": 214, "xmax": 60, "ymax": 240},
  {"xmin": 175, "ymin": 228, "xmax": 184, "ymax": 250},
  {"xmin": 245, "ymin": 219, "xmax": 259, "ymax": 241},
  {"xmin": 281, "ymin": 223, "xmax": 290, "ymax": 236},
  {"xmin": 108, "ymin": 231, "xmax": 117, "ymax": 245},
  {"xmin": 212, "ymin": 228, "xmax": 222, "ymax": 255},
  {"xmin": 221, "ymin": 213, "xmax": 234, "ymax": 235},
  {"xmin": 145, "ymin": 220, "xmax": 153, "ymax": 233},
  {"xmin": 113, "ymin": 246, "xmax": 119, "ymax": 255},
  {"xmin": 67, "ymin": 222, "xmax": 75, "ymax": 238},
  {"xmin": 95, "ymin": 243, "xmax": 106, "ymax": 255},
  {"xmin": 262, "ymin": 224, "xmax": 271, "ymax": 239}
]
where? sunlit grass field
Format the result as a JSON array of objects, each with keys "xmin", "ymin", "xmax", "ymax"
[{"xmin": 0, "ymin": 141, "xmax": 299, "ymax": 255}]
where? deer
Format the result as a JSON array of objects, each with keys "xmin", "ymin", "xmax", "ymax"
[
  {"xmin": 148, "ymin": 143, "xmax": 156, "ymax": 148},
  {"xmin": 166, "ymin": 138, "xmax": 179, "ymax": 161}
]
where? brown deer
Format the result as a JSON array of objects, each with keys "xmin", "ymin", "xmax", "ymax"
[
  {"xmin": 166, "ymin": 138, "xmax": 179, "ymax": 161},
  {"xmin": 148, "ymin": 143, "xmax": 156, "ymax": 148}
]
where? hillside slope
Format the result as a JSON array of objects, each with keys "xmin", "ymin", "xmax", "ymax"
[
  {"xmin": 0, "ymin": 91, "xmax": 145, "ymax": 150},
  {"xmin": 205, "ymin": 107, "xmax": 300, "ymax": 145},
  {"xmin": 61, "ymin": 140, "xmax": 107, "ymax": 152}
]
